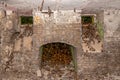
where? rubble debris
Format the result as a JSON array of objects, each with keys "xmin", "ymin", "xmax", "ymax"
[
  {"xmin": 40, "ymin": 43, "xmax": 76, "ymax": 79},
  {"xmin": 41, "ymin": 64, "xmax": 75, "ymax": 80},
  {"xmin": 82, "ymin": 23, "xmax": 102, "ymax": 52},
  {"xmin": 42, "ymin": 43, "xmax": 72, "ymax": 67}
]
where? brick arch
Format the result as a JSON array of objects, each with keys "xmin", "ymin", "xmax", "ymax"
[
  {"xmin": 39, "ymin": 42, "xmax": 77, "ymax": 70},
  {"xmin": 32, "ymin": 32, "xmax": 81, "ymax": 50},
  {"xmin": 38, "ymin": 41, "xmax": 78, "ymax": 49},
  {"xmin": 32, "ymin": 23, "xmax": 82, "ymax": 72},
  {"xmin": 40, "ymin": 42, "xmax": 76, "ymax": 49}
]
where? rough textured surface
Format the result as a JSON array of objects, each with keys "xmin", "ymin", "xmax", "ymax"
[
  {"xmin": 104, "ymin": 9, "xmax": 120, "ymax": 38},
  {"xmin": 0, "ymin": 7, "xmax": 120, "ymax": 80}
]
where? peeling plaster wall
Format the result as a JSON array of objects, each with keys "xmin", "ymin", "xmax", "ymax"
[
  {"xmin": 104, "ymin": 9, "xmax": 120, "ymax": 41},
  {"xmin": 33, "ymin": 10, "xmax": 81, "ymax": 25},
  {"xmin": 33, "ymin": 11, "xmax": 83, "ymax": 74},
  {"xmin": 33, "ymin": 10, "xmax": 82, "ymax": 48},
  {"xmin": 0, "ymin": 9, "xmax": 120, "ymax": 80},
  {"xmin": 0, "ymin": 9, "xmax": 19, "ymax": 73}
]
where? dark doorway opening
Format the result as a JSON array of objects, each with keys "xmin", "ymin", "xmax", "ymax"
[
  {"xmin": 42, "ymin": 43, "xmax": 72, "ymax": 66},
  {"xmin": 39, "ymin": 42, "xmax": 77, "ymax": 79}
]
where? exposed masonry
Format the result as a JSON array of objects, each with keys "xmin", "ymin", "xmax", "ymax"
[{"xmin": 0, "ymin": 8, "xmax": 120, "ymax": 80}]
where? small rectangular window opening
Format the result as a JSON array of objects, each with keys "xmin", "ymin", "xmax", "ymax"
[{"xmin": 21, "ymin": 16, "xmax": 33, "ymax": 25}]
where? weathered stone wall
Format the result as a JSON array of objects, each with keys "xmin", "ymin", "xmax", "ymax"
[
  {"xmin": 0, "ymin": 9, "xmax": 21, "ymax": 73},
  {"xmin": 0, "ymin": 8, "xmax": 35, "ymax": 80},
  {"xmin": 103, "ymin": 9, "xmax": 120, "ymax": 78},
  {"xmin": 77, "ymin": 10, "xmax": 120, "ymax": 80},
  {"xmin": 33, "ymin": 10, "xmax": 81, "ymax": 46},
  {"xmin": 104, "ymin": 9, "xmax": 120, "ymax": 40},
  {"xmin": 33, "ymin": 10, "xmax": 83, "ymax": 74},
  {"xmin": 0, "ymin": 9, "xmax": 120, "ymax": 80}
]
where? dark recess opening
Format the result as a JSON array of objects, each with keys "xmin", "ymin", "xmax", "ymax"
[
  {"xmin": 21, "ymin": 16, "xmax": 33, "ymax": 24},
  {"xmin": 39, "ymin": 42, "xmax": 77, "ymax": 79},
  {"xmin": 41, "ymin": 43, "xmax": 73, "ymax": 67},
  {"xmin": 81, "ymin": 16, "xmax": 94, "ymax": 24}
]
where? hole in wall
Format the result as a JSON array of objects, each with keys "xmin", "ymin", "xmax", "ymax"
[
  {"xmin": 81, "ymin": 15, "xmax": 104, "ymax": 53},
  {"xmin": 19, "ymin": 16, "xmax": 33, "ymax": 36},
  {"xmin": 20, "ymin": 16, "xmax": 33, "ymax": 25},
  {"xmin": 41, "ymin": 43, "xmax": 72, "ymax": 66},
  {"xmin": 39, "ymin": 42, "xmax": 77, "ymax": 79},
  {"xmin": 81, "ymin": 16, "xmax": 94, "ymax": 24}
]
